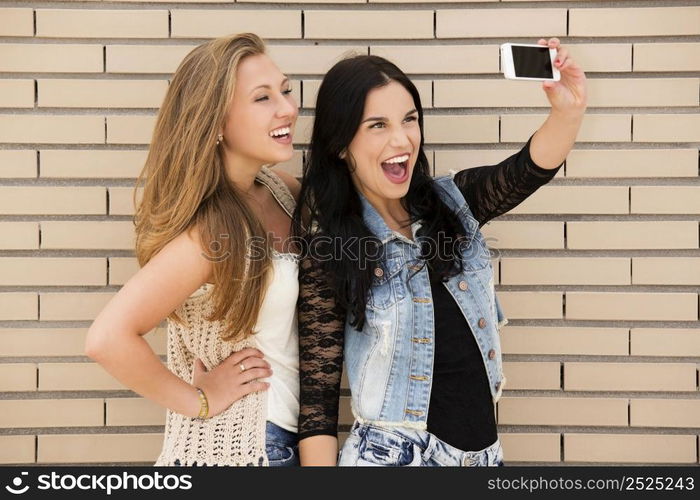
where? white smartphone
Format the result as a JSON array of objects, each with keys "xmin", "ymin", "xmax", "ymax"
[{"xmin": 501, "ymin": 43, "xmax": 560, "ymax": 82}]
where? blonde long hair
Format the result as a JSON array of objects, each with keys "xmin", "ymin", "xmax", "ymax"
[{"xmin": 134, "ymin": 33, "xmax": 271, "ymax": 341}]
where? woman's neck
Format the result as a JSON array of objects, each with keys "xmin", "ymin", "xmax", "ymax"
[
  {"xmin": 222, "ymin": 150, "xmax": 263, "ymax": 194},
  {"xmin": 364, "ymin": 192, "xmax": 412, "ymax": 237}
]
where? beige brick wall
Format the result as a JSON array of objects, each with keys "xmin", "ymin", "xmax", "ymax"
[{"xmin": 0, "ymin": 1, "xmax": 698, "ymax": 466}]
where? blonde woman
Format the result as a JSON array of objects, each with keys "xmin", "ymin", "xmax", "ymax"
[{"xmin": 85, "ymin": 33, "xmax": 302, "ymax": 466}]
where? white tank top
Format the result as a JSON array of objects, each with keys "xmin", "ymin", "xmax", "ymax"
[
  {"xmin": 247, "ymin": 166, "xmax": 300, "ymax": 433},
  {"xmin": 254, "ymin": 249, "xmax": 299, "ymax": 432}
]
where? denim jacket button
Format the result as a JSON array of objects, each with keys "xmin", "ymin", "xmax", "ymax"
[
  {"xmin": 458, "ymin": 280, "xmax": 468, "ymax": 291},
  {"xmin": 478, "ymin": 317, "xmax": 487, "ymax": 328},
  {"xmin": 374, "ymin": 267, "xmax": 384, "ymax": 278},
  {"xmin": 488, "ymin": 348, "xmax": 496, "ymax": 360}
]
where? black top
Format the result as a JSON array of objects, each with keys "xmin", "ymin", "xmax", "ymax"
[
  {"xmin": 297, "ymin": 133, "xmax": 563, "ymax": 445},
  {"xmin": 426, "ymin": 269, "xmax": 498, "ymax": 451}
]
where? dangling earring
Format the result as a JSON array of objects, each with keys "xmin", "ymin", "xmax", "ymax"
[{"xmin": 216, "ymin": 133, "xmax": 223, "ymax": 146}]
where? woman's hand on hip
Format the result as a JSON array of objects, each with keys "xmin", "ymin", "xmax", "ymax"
[{"xmin": 192, "ymin": 348, "xmax": 271, "ymax": 418}]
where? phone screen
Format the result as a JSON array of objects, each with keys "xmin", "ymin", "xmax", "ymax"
[{"xmin": 512, "ymin": 46, "xmax": 554, "ymax": 79}]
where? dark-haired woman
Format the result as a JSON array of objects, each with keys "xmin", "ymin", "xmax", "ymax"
[{"xmin": 294, "ymin": 38, "xmax": 587, "ymax": 466}]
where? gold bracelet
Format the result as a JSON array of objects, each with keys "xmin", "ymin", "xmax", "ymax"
[{"xmin": 195, "ymin": 387, "xmax": 209, "ymax": 419}]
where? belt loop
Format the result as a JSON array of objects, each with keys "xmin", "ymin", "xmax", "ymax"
[{"xmin": 356, "ymin": 421, "xmax": 369, "ymax": 439}]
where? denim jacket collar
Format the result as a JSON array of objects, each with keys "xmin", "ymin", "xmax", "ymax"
[
  {"xmin": 357, "ymin": 190, "xmax": 420, "ymax": 247},
  {"xmin": 357, "ymin": 185, "xmax": 480, "ymax": 250}
]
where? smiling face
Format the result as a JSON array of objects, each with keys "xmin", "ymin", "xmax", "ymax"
[
  {"xmin": 346, "ymin": 80, "xmax": 421, "ymax": 207},
  {"xmin": 221, "ymin": 53, "xmax": 298, "ymax": 169}
]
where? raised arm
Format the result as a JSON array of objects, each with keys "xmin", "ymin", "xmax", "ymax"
[
  {"xmin": 454, "ymin": 36, "xmax": 586, "ymax": 227},
  {"xmin": 297, "ymin": 252, "xmax": 347, "ymax": 466},
  {"xmin": 453, "ymin": 133, "xmax": 564, "ymax": 227},
  {"xmin": 529, "ymin": 37, "xmax": 587, "ymax": 170}
]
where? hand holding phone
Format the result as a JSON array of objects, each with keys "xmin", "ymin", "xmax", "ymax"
[{"xmin": 501, "ymin": 43, "xmax": 560, "ymax": 82}]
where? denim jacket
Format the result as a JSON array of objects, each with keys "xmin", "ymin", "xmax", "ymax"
[{"xmin": 344, "ymin": 174, "xmax": 508, "ymax": 430}]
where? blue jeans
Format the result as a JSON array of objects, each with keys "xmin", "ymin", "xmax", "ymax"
[
  {"xmin": 171, "ymin": 421, "xmax": 299, "ymax": 467},
  {"xmin": 338, "ymin": 421, "xmax": 505, "ymax": 467},
  {"xmin": 265, "ymin": 421, "xmax": 300, "ymax": 467}
]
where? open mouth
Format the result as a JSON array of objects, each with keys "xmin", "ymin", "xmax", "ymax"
[
  {"xmin": 269, "ymin": 125, "xmax": 292, "ymax": 144},
  {"xmin": 381, "ymin": 154, "xmax": 410, "ymax": 184}
]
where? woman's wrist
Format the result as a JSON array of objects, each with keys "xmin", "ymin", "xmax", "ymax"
[
  {"xmin": 549, "ymin": 107, "xmax": 586, "ymax": 123},
  {"xmin": 179, "ymin": 384, "xmax": 206, "ymax": 419},
  {"xmin": 194, "ymin": 386, "xmax": 209, "ymax": 419}
]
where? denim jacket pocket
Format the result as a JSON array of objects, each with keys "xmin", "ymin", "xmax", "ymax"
[{"xmin": 367, "ymin": 260, "xmax": 404, "ymax": 310}]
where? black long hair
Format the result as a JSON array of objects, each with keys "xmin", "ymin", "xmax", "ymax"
[{"xmin": 293, "ymin": 55, "xmax": 467, "ymax": 330}]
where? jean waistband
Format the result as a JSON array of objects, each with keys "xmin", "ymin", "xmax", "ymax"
[
  {"xmin": 266, "ymin": 421, "xmax": 298, "ymax": 447},
  {"xmin": 350, "ymin": 420, "xmax": 502, "ymax": 466}
]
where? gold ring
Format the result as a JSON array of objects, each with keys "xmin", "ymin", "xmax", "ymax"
[{"xmin": 239, "ymin": 363, "xmax": 246, "ymax": 372}]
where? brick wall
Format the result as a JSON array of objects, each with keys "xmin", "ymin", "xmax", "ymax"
[{"xmin": 0, "ymin": 1, "xmax": 698, "ymax": 465}]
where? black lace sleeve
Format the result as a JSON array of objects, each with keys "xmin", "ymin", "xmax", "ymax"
[
  {"xmin": 453, "ymin": 133, "xmax": 564, "ymax": 227},
  {"xmin": 297, "ymin": 252, "xmax": 346, "ymax": 440}
]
